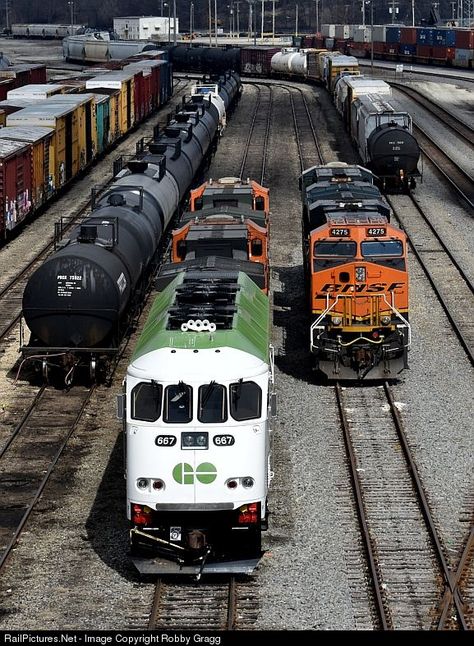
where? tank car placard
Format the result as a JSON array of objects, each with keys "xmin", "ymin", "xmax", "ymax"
[{"xmin": 56, "ymin": 274, "xmax": 82, "ymax": 297}]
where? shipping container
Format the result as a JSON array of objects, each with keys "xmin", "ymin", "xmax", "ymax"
[
  {"xmin": 432, "ymin": 46, "xmax": 455, "ymax": 61},
  {"xmin": 386, "ymin": 27, "xmax": 402, "ymax": 44},
  {"xmin": 399, "ymin": 44, "xmax": 416, "ymax": 57},
  {"xmin": 384, "ymin": 43, "xmax": 400, "ymax": 58},
  {"xmin": 399, "ymin": 27, "xmax": 417, "ymax": 45},
  {"xmin": 241, "ymin": 47, "xmax": 280, "ymax": 76},
  {"xmin": 417, "ymin": 28, "xmax": 435, "ymax": 46},
  {"xmin": 335, "ymin": 25, "xmax": 353, "ymax": 40},
  {"xmin": 322, "ymin": 24, "xmax": 336, "ymax": 38},
  {"xmin": 415, "ymin": 45, "xmax": 432, "ymax": 59},
  {"xmin": 0, "ymin": 125, "xmax": 55, "ymax": 207},
  {"xmin": 433, "ymin": 29, "xmax": 456, "ymax": 47},
  {"xmin": 0, "ymin": 139, "xmax": 33, "ymax": 238},
  {"xmin": 353, "ymin": 26, "xmax": 372, "ymax": 43},
  {"xmin": 455, "ymin": 29, "xmax": 474, "ymax": 49},
  {"xmin": 372, "ymin": 26, "xmax": 387, "ymax": 42}
]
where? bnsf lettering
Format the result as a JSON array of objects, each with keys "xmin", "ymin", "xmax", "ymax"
[{"xmin": 319, "ymin": 282, "xmax": 405, "ymax": 293}]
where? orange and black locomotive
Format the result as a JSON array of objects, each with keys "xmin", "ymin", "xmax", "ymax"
[{"xmin": 301, "ymin": 162, "xmax": 410, "ymax": 380}]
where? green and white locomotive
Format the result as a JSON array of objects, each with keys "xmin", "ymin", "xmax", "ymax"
[{"xmin": 118, "ymin": 269, "xmax": 275, "ymax": 575}]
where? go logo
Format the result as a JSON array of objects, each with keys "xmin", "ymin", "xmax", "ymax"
[{"xmin": 172, "ymin": 462, "xmax": 217, "ymax": 485}]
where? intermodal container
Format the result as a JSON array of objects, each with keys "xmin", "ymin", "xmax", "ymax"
[
  {"xmin": 399, "ymin": 44, "xmax": 416, "ymax": 56},
  {"xmin": 432, "ymin": 46, "xmax": 455, "ymax": 60},
  {"xmin": 455, "ymin": 29, "xmax": 474, "ymax": 49},
  {"xmin": 417, "ymin": 28, "xmax": 435, "ymax": 46},
  {"xmin": 386, "ymin": 27, "xmax": 401, "ymax": 44},
  {"xmin": 434, "ymin": 29, "xmax": 456, "ymax": 47},
  {"xmin": 0, "ymin": 139, "xmax": 33, "ymax": 237},
  {"xmin": 399, "ymin": 27, "xmax": 417, "ymax": 45},
  {"xmin": 416, "ymin": 45, "xmax": 432, "ymax": 59}
]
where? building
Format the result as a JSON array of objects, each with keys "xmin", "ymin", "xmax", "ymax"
[{"xmin": 113, "ymin": 16, "xmax": 179, "ymax": 41}]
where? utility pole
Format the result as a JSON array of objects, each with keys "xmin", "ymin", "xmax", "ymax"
[
  {"xmin": 214, "ymin": 0, "xmax": 218, "ymax": 47},
  {"xmin": 412, "ymin": 0, "xmax": 416, "ymax": 25},
  {"xmin": 235, "ymin": 0, "xmax": 241, "ymax": 36},
  {"xmin": 68, "ymin": 1, "xmax": 74, "ymax": 35},
  {"xmin": 209, "ymin": 0, "xmax": 212, "ymax": 45},
  {"xmin": 5, "ymin": 0, "xmax": 10, "ymax": 32},
  {"xmin": 173, "ymin": 0, "xmax": 177, "ymax": 45},
  {"xmin": 361, "ymin": 0, "xmax": 365, "ymax": 27},
  {"xmin": 161, "ymin": 0, "xmax": 164, "ymax": 17},
  {"xmin": 272, "ymin": 0, "xmax": 276, "ymax": 45},
  {"xmin": 190, "ymin": 2, "xmax": 194, "ymax": 46},
  {"xmin": 261, "ymin": 0, "xmax": 264, "ymax": 42},
  {"xmin": 295, "ymin": 3, "xmax": 298, "ymax": 37}
]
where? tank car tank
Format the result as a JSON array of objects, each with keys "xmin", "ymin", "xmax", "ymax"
[{"xmin": 21, "ymin": 72, "xmax": 241, "ymax": 383}]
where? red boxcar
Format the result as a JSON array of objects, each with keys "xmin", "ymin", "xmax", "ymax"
[
  {"xmin": 0, "ymin": 139, "xmax": 33, "ymax": 239},
  {"xmin": 240, "ymin": 47, "xmax": 279, "ymax": 76},
  {"xmin": 0, "ymin": 78, "xmax": 15, "ymax": 101}
]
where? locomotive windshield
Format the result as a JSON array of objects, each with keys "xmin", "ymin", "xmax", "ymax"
[
  {"xmin": 361, "ymin": 241, "xmax": 403, "ymax": 257},
  {"xmin": 230, "ymin": 380, "xmax": 262, "ymax": 421},
  {"xmin": 198, "ymin": 382, "xmax": 227, "ymax": 423},
  {"xmin": 131, "ymin": 381, "xmax": 162, "ymax": 422},
  {"xmin": 314, "ymin": 241, "xmax": 356, "ymax": 257},
  {"xmin": 163, "ymin": 382, "xmax": 193, "ymax": 423}
]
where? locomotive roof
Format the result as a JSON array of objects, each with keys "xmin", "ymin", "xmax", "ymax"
[
  {"xmin": 132, "ymin": 271, "xmax": 269, "ymax": 363},
  {"xmin": 326, "ymin": 214, "xmax": 389, "ymax": 225},
  {"xmin": 180, "ymin": 206, "xmax": 266, "ymax": 227}
]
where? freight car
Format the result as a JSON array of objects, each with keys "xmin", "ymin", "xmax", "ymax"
[
  {"xmin": 0, "ymin": 52, "xmax": 172, "ymax": 241},
  {"xmin": 117, "ymin": 177, "xmax": 274, "ymax": 576},
  {"xmin": 301, "ymin": 162, "xmax": 410, "ymax": 380},
  {"xmin": 20, "ymin": 72, "xmax": 241, "ymax": 384},
  {"xmin": 12, "ymin": 24, "xmax": 84, "ymax": 39}
]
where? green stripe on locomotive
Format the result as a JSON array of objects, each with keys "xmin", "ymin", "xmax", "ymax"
[{"xmin": 132, "ymin": 271, "xmax": 270, "ymax": 364}]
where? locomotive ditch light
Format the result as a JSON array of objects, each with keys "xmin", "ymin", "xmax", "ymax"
[
  {"xmin": 137, "ymin": 478, "xmax": 149, "ymax": 490},
  {"xmin": 381, "ymin": 316, "xmax": 391, "ymax": 326},
  {"xmin": 226, "ymin": 479, "xmax": 238, "ymax": 489},
  {"xmin": 332, "ymin": 317, "xmax": 342, "ymax": 326},
  {"xmin": 181, "ymin": 432, "xmax": 208, "ymax": 449}
]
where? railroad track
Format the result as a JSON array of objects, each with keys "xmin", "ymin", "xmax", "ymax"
[
  {"xmin": 147, "ymin": 576, "xmax": 259, "ymax": 630},
  {"xmin": 412, "ymin": 124, "xmax": 474, "ymax": 211},
  {"xmin": 390, "ymin": 82, "xmax": 474, "ymax": 146},
  {"xmin": 0, "ymin": 384, "xmax": 94, "ymax": 574},
  {"xmin": 387, "ymin": 194, "xmax": 474, "ymax": 367},
  {"xmin": 239, "ymin": 83, "xmax": 273, "ymax": 184},
  {"xmin": 336, "ymin": 381, "xmax": 470, "ymax": 629},
  {"xmin": 286, "ymin": 85, "xmax": 325, "ymax": 170}
]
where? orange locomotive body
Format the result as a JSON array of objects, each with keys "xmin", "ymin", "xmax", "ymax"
[
  {"xmin": 168, "ymin": 176, "xmax": 270, "ymax": 293},
  {"xmin": 302, "ymin": 163, "xmax": 410, "ymax": 380}
]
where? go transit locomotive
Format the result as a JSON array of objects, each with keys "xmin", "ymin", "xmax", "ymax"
[{"xmin": 118, "ymin": 178, "xmax": 274, "ymax": 576}]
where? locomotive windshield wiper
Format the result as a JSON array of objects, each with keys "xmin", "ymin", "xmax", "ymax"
[
  {"xmin": 232, "ymin": 378, "xmax": 243, "ymax": 404},
  {"xmin": 201, "ymin": 380, "xmax": 217, "ymax": 407}
]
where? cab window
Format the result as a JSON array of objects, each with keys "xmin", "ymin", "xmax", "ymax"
[
  {"xmin": 131, "ymin": 382, "xmax": 162, "ymax": 422},
  {"xmin": 361, "ymin": 241, "xmax": 403, "ymax": 257},
  {"xmin": 314, "ymin": 241, "xmax": 356, "ymax": 257},
  {"xmin": 164, "ymin": 383, "xmax": 193, "ymax": 423},
  {"xmin": 230, "ymin": 380, "xmax": 262, "ymax": 421},
  {"xmin": 198, "ymin": 382, "xmax": 227, "ymax": 423}
]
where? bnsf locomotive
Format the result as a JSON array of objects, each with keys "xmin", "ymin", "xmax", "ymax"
[
  {"xmin": 118, "ymin": 177, "xmax": 274, "ymax": 576},
  {"xmin": 301, "ymin": 162, "xmax": 410, "ymax": 380}
]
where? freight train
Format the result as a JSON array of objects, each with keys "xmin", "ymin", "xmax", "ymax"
[
  {"xmin": 118, "ymin": 176, "xmax": 274, "ymax": 576},
  {"xmin": 301, "ymin": 162, "xmax": 410, "ymax": 380},
  {"xmin": 0, "ymin": 51, "xmax": 173, "ymax": 241},
  {"xmin": 20, "ymin": 72, "xmax": 241, "ymax": 384}
]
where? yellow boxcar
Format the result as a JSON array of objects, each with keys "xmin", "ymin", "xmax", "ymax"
[
  {"xmin": 0, "ymin": 109, "xmax": 5, "ymax": 126},
  {"xmin": 86, "ymin": 71, "xmax": 135, "ymax": 136},
  {"xmin": 46, "ymin": 94, "xmax": 97, "ymax": 166}
]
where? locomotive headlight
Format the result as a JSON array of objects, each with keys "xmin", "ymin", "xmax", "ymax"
[
  {"xmin": 152, "ymin": 479, "xmax": 165, "ymax": 491},
  {"xmin": 381, "ymin": 316, "xmax": 391, "ymax": 325},
  {"xmin": 332, "ymin": 317, "xmax": 342, "ymax": 326},
  {"xmin": 242, "ymin": 477, "xmax": 255, "ymax": 489},
  {"xmin": 226, "ymin": 479, "xmax": 238, "ymax": 489},
  {"xmin": 355, "ymin": 266, "xmax": 366, "ymax": 282},
  {"xmin": 181, "ymin": 432, "xmax": 208, "ymax": 449},
  {"xmin": 137, "ymin": 478, "xmax": 149, "ymax": 490}
]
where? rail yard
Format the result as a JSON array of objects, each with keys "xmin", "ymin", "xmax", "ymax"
[{"xmin": 0, "ymin": 35, "xmax": 472, "ymax": 631}]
